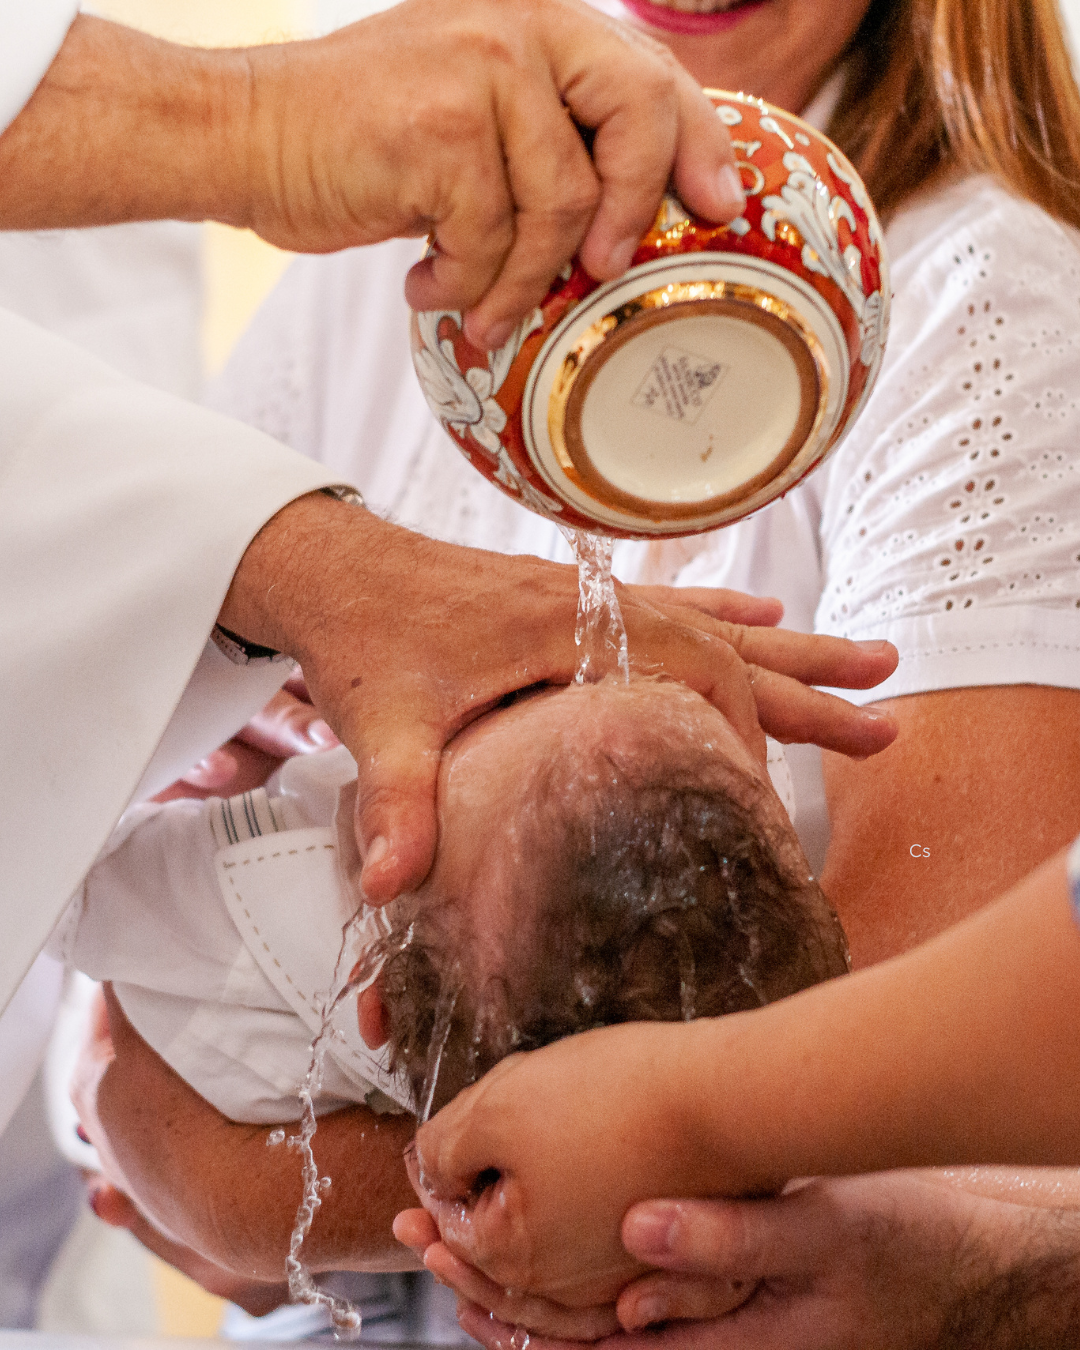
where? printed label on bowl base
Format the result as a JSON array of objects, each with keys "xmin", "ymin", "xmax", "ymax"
[
  {"xmin": 567, "ymin": 307, "xmax": 817, "ymax": 510},
  {"xmin": 631, "ymin": 346, "xmax": 727, "ymax": 426}
]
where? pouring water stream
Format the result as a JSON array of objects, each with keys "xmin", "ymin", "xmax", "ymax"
[{"xmin": 285, "ymin": 528, "xmax": 628, "ymax": 1332}]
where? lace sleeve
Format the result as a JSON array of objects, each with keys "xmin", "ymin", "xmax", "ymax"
[{"xmin": 812, "ymin": 177, "xmax": 1080, "ymax": 700}]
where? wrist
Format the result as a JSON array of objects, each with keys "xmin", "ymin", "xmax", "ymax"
[
  {"xmin": 675, "ymin": 1008, "xmax": 818, "ymax": 1195},
  {"xmin": 668, "ymin": 1016, "xmax": 769, "ymax": 1193},
  {"xmin": 217, "ymin": 489, "xmax": 379, "ymax": 662}
]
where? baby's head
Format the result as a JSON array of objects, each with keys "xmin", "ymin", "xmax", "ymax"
[{"xmin": 358, "ymin": 675, "xmax": 848, "ymax": 1115}]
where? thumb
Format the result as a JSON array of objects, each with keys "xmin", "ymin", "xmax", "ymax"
[
  {"xmin": 352, "ymin": 721, "xmax": 442, "ymax": 903},
  {"xmin": 621, "ymin": 1190, "xmax": 826, "ymax": 1283}
]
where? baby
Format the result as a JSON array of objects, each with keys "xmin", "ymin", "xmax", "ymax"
[{"xmin": 52, "ymin": 673, "xmax": 847, "ymax": 1133}]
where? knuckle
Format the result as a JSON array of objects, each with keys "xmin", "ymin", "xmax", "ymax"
[
  {"xmin": 355, "ymin": 781, "xmax": 400, "ymax": 826},
  {"xmin": 550, "ymin": 165, "xmax": 602, "ymax": 223},
  {"xmin": 717, "ymin": 622, "xmax": 747, "ymax": 656},
  {"xmin": 631, "ymin": 52, "xmax": 680, "ymax": 104}
]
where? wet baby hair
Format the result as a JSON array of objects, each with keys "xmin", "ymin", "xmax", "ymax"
[{"xmin": 378, "ymin": 755, "xmax": 849, "ymax": 1118}]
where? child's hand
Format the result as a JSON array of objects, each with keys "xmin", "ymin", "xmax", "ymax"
[
  {"xmin": 395, "ymin": 1204, "xmax": 622, "ymax": 1340},
  {"xmin": 405, "ymin": 1020, "xmax": 730, "ymax": 1309},
  {"xmin": 156, "ymin": 676, "xmax": 338, "ymax": 802}
]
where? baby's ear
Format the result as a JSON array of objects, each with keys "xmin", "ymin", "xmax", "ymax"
[{"xmin": 357, "ymin": 982, "xmax": 390, "ymax": 1049}]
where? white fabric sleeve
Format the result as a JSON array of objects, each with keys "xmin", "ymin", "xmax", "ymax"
[
  {"xmin": 54, "ymin": 785, "xmax": 379, "ymax": 1124},
  {"xmin": 0, "ymin": 1, "xmax": 80, "ymax": 134},
  {"xmin": 0, "ymin": 308, "xmax": 338, "ymax": 1024},
  {"xmin": 48, "ymin": 798, "xmax": 323, "ymax": 1124},
  {"xmin": 810, "ymin": 178, "xmax": 1080, "ymax": 702}
]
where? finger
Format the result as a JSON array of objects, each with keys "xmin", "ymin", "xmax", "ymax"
[
  {"xmin": 236, "ymin": 687, "xmax": 338, "ymax": 757},
  {"xmin": 412, "ymin": 1087, "xmax": 533, "ymax": 1278},
  {"xmin": 425, "ymin": 1243, "xmax": 620, "ymax": 1340},
  {"xmin": 625, "ymin": 598, "xmax": 898, "ymax": 693},
  {"xmin": 393, "ymin": 1206, "xmax": 440, "ymax": 1256},
  {"xmin": 709, "ymin": 629, "xmax": 899, "ymax": 691},
  {"xmin": 86, "ymin": 1178, "xmax": 139, "ymax": 1229},
  {"xmin": 351, "ymin": 719, "xmax": 442, "ymax": 904},
  {"xmin": 456, "ymin": 1302, "xmax": 522, "ymax": 1350},
  {"xmin": 617, "ymin": 1272, "xmax": 753, "ymax": 1331},
  {"xmin": 669, "ymin": 76, "xmax": 746, "ymax": 225},
  {"xmin": 630, "ymin": 586, "xmax": 783, "ymax": 628},
  {"xmin": 412, "ymin": 1063, "xmax": 517, "ymax": 1198},
  {"xmin": 580, "ymin": 81, "xmax": 742, "ymax": 280},
  {"xmin": 615, "ymin": 1319, "xmax": 757, "ymax": 1350},
  {"xmin": 748, "ymin": 668, "xmax": 898, "ymax": 758},
  {"xmin": 622, "ymin": 617, "xmax": 766, "ymax": 763},
  {"xmin": 282, "ymin": 670, "xmax": 311, "ymax": 702},
  {"xmin": 457, "ymin": 1300, "xmax": 606, "ymax": 1350},
  {"xmin": 622, "ymin": 1194, "xmax": 829, "ymax": 1282},
  {"xmin": 179, "ymin": 748, "xmax": 238, "ymax": 791},
  {"xmin": 403, "ymin": 137, "xmax": 517, "ymax": 320},
  {"xmin": 554, "ymin": 25, "xmax": 742, "ymax": 278},
  {"xmin": 461, "ymin": 79, "xmax": 600, "ymax": 348}
]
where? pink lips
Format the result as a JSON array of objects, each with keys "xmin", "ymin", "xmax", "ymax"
[{"xmin": 615, "ymin": 0, "xmax": 770, "ymax": 35}]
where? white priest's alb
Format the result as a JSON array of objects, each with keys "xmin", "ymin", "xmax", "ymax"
[{"xmin": 0, "ymin": 6, "xmax": 340, "ymax": 1131}]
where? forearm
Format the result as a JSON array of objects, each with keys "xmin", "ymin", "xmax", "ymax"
[
  {"xmin": 682, "ymin": 847, "xmax": 1080, "ymax": 1188},
  {"xmin": 0, "ymin": 14, "xmax": 250, "ymax": 230},
  {"xmin": 96, "ymin": 990, "xmax": 420, "ymax": 1277},
  {"xmin": 938, "ymin": 1202, "xmax": 1080, "ymax": 1350}
]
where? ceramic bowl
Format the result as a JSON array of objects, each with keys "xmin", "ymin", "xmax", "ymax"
[{"xmin": 411, "ymin": 90, "xmax": 890, "ymax": 539}]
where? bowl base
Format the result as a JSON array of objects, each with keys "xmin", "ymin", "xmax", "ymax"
[{"xmin": 559, "ymin": 295, "xmax": 820, "ymax": 520}]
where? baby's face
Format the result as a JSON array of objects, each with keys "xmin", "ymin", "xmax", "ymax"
[{"xmin": 417, "ymin": 675, "xmax": 787, "ymax": 948}]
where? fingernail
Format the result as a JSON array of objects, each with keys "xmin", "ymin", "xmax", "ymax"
[
  {"xmin": 718, "ymin": 164, "xmax": 745, "ymax": 215},
  {"xmin": 606, "ymin": 236, "xmax": 638, "ymax": 277},
  {"xmin": 479, "ymin": 319, "xmax": 514, "ymax": 351},
  {"xmin": 364, "ymin": 836, "xmax": 389, "ymax": 870},
  {"xmin": 625, "ymin": 1297, "xmax": 667, "ymax": 1330},
  {"xmin": 623, "ymin": 1203, "xmax": 678, "ymax": 1257},
  {"xmin": 75, "ymin": 1124, "xmax": 90, "ymax": 1144},
  {"xmin": 306, "ymin": 718, "xmax": 337, "ymax": 747},
  {"xmin": 854, "ymin": 639, "xmax": 892, "ymax": 653}
]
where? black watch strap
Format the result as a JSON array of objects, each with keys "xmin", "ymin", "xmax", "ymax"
[{"xmin": 212, "ymin": 484, "xmax": 365, "ymax": 666}]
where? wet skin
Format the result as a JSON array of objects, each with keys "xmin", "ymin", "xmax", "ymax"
[{"xmin": 358, "ymin": 673, "xmax": 800, "ymax": 1045}]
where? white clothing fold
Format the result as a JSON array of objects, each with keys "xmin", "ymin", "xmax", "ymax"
[
  {"xmin": 0, "ymin": 0, "xmax": 79, "ymax": 134},
  {"xmin": 0, "ymin": 308, "xmax": 338, "ymax": 1023}
]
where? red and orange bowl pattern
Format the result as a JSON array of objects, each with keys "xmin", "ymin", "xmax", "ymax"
[{"xmin": 411, "ymin": 90, "xmax": 890, "ymax": 539}]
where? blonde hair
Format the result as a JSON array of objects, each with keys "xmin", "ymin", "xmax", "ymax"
[{"xmin": 830, "ymin": 0, "xmax": 1080, "ymax": 227}]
